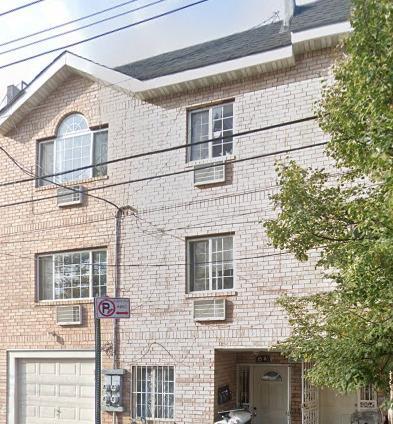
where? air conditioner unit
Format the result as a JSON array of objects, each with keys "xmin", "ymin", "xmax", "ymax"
[
  {"xmin": 193, "ymin": 298, "xmax": 226, "ymax": 321},
  {"xmin": 56, "ymin": 305, "xmax": 82, "ymax": 325},
  {"xmin": 57, "ymin": 186, "xmax": 84, "ymax": 207},
  {"xmin": 194, "ymin": 161, "xmax": 225, "ymax": 186}
]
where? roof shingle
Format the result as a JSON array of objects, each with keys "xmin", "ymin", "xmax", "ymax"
[{"xmin": 114, "ymin": 0, "xmax": 351, "ymax": 81}]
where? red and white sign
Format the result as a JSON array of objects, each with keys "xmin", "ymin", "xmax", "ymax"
[{"xmin": 95, "ymin": 297, "xmax": 130, "ymax": 319}]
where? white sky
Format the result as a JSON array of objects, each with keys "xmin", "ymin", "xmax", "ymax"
[{"xmin": 0, "ymin": 0, "xmax": 314, "ymax": 104}]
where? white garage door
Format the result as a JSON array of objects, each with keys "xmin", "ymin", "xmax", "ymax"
[{"xmin": 17, "ymin": 358, "xmax": 94, "ymax": 423}]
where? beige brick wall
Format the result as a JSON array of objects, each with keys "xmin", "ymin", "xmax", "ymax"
[{"xmin": 0, "ymin": 48, "xmax": 335, "ymax": 423}]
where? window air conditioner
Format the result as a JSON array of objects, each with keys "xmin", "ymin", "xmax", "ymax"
[
  {"xmin": 194, "ymin": 161, "xmax": 225, "ymax": 186},
  {"xmin": 193, "ymin": 298, "xmax": 226, "ymax": 321},
  {"xmin": 57, "ymin": 186, "xmax": 84, "ymax": 207},
  {"xmin": 56, "ymin": 305, "xmax": 82, "ymax": 325}
]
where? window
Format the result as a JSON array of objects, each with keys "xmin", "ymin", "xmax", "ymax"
[
  {"xmin": 262, "ymin": 371, "xmax": 283, "ymax": 382},
  {"xmin": 38, "ymin": 249, "xmax": 107, "ymax": 300},
  {"xmin": 188, "ymin": 102, "xmax": 234, "ymax": 161},
  {"xmin": 38, "ymin": 114, "xmax": 108, "ymax": 186},
  {"xmin": 188, "ymin": 235, "xmax": 234, "ymax": 292},
  {"xmin": 358, "ymin": 385, "xmax": 377, "ymax": 410},
  {"xmin": 132, "ymin": 366, "xmax": 174, "ymax": 420}
]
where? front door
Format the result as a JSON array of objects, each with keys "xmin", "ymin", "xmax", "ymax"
[{"xmin": 253, "ymin": 365, "xmax": 289, "ymax": 424}]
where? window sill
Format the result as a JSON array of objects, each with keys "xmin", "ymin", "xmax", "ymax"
[
  {"xmin": 185, "ymin": 290, "xmax": 237, "ymax": 299},
  {"xmin": 35, "ymin": 298, "xmax": 94, "ymax": 307},
  {"xmin": 185, "ymin": 154, "xmax": 236, "ymax": 169},
  {"xmin": 36, "ymin": 175, "xmax": 109, "ymax": 191}
]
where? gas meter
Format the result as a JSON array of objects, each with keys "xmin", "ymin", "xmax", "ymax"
[{"xmin": 102, "ymin": 369, "xmax": 126, "ymax": 412}]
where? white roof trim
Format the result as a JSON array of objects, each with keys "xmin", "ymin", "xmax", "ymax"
[
  {"xmin": 291, "ymin": 21, "xmax": 352, "ymax": 45},
  {"xmin": 133, "ymin": 45, "xmax": 295, "ymax": 96},
  {"xmin": 0, "ymin": 53, "xmax": 143, "ymax": 134},
  {"xmin": 0, "ymin": 21, "xmax": 351, "ymax": 133}
]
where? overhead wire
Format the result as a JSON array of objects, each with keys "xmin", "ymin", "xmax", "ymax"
[
  {"xmin": 0, "ymin": 0, "xmax": 210, "ymax": 70},
  {"xmin": 0, "ymin": 145, "xmax": 121, "ymax": 210},
  {"xmin": 0, "ymin": 0, "xmax": 148, "ymax": 48},
  {"xmin": 0, "ymin": 116, "xmax": 317, "ymax": 187},
  {"xmin": 0, "ymin": 0, "xmax": 170, "ymax": 57},
  {"xmin": 0, "ymin": 139, "xmax": 327, "ymax": 210},
  {"xmin": 0, "ymin": 0, "xmax": 44, "ymax": 17}
]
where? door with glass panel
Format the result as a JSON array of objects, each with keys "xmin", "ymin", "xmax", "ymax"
[{"xmin": 253, "ymin": 366, "xmax": 289, "ymax": 424}]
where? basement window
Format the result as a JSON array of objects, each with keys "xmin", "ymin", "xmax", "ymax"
[
  {"xmin": 132, "ymin": 366, "xmax": 175, "ymax": 420},
  {"xmin": 37, "ymin": 113, "xmax": 108, "ymax": 186}
]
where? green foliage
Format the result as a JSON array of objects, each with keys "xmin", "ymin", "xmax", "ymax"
[{"xmin": 265, "ymin": 0, "xmax": 393, "ymax": 393}]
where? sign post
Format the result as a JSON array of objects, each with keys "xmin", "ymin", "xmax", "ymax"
[{"xmin": 94, "ymin": 297, "xmax": 130, "ymax": 424}]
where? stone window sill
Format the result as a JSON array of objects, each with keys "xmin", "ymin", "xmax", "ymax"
[
  {"xmin": 36, "ymin": 175, "xmax": 109, "ymax": 191},
  {"xmin": 185, "ymin": 290, "xmax": 237, "ymax": 299}
]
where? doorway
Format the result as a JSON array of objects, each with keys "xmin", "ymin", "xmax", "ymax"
[{"xmin": 252, "ymin": 365, "xmax": 289, "ymax": 424}]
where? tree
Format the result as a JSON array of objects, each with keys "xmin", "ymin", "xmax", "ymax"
[{"xmin": 264, "ymin": 0, "xmax": 393, "ymax": 395}]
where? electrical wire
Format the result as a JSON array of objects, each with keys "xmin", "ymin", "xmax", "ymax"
[
  {"xmin": 0, "ymin": 0, "xmax": 44, "ymax": 17},
  {"xmin": 0, "ymin": 0, "xmax": 169, "ymax": 57},
  {"xmin": 0, "ymin": 0, "xmax": 210, "ymax": 70},
  {"xmin": 0, "ymin": 140, "xmax": 327, "ymax": 210},
  {"xmin": 0, "ymin": 116, "xmax": 317, "ymax": 187},
  {"xmin": 0, "ymin": 145, "xmax": 121, "ymax": 210},
  {"xmin": 1, "ymin": 246, "xmax": 294, "ymax": 267},
  {"xmin": 0, "ymin": 0, "xmax": 147, "ymax": 48}
]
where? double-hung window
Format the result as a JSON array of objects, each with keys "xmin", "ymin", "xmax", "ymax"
[
  {"xmin": 132, "ymin": 366, "xmax": 174, "ymax": 420},
  {"xmin": 38, "ymin": 113, "xmax": 108, "ymax": 186},
  {"xmin": 38, "ymin": 249, "xmax": 107, "ymax": 300},
  {"xmin": 188, "ymin": 235, "xmax": 234, "ymax": 292},
  {"xmin": 188, "ymin": 102, "xmax": 234, "ymax": 161}
]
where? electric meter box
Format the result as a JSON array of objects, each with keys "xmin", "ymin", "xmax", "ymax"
[{"xmin": 102, "ymin": 368, "xmax": 126, "ymax": 412}]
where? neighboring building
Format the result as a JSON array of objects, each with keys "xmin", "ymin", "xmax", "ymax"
[{"xmin": 0, "ymin": 0, "xmax": 378, "ymax": 423}]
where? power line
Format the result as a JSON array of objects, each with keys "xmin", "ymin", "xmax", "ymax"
[
  {"xmin": 0, "ymin": 0, "xmax": 146, "ymax": 48},
  {"xmin": 0, "ymin": 0, "xmax": 44, "ymax": 17},
  {"xmin": 0, "ymin": 0, "xmax": 210, "ymax": 70},
  {"xmin": 0, "ymin": 0, "xmax": 169, "ymax": 57},
  {"xmin": 0, "ymin": 140, "xmax": 327, "ymax": 210},
  {"xmin": 0, "ymin": 145, "xmax": 121, "ymax": 210},
  {"xmin": 0, "ymin": 116, "xmax": 317, "ymax": 188},
  {"xmin": 2, "ymin": 247, "xmax": 294, "ymax": 267}
]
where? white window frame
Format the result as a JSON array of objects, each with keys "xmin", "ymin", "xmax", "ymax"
[
  {"xmin": 187, "ymin": 234, "xmax": 235, "ymax": 293},
  {"xmin": 37, "ymin": 126, "xmax": 108, "ymax": 186},
  {"xmin": 187, "ymin": 101, "xmax": 235, "ymax": 162},
  {"xmin": 131, "ymin": 365, "xmax": 175, "ymax": 421},
  {"xmin": 36, "ymin": 248, "xmax": 107, "ymax": 301}
]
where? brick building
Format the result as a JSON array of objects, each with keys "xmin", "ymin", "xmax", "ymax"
[{"xmin": 0, "ymin": 0, "xmax": 376, "ymax": 423}]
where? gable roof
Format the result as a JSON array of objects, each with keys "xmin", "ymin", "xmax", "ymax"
[
  {"xmin": 0, "ymin": 0, "xmax": 351, "ymax": 134},
  {"xmin": 115, "ymin": 0, "xmax": 351, "ymax": 81}
]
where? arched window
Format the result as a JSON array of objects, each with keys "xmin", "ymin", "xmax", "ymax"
[{"xmin": 38, "ymin": 113, "xmax": 108, "ymax": 186}]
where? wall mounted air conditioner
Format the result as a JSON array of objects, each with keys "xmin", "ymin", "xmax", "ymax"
[
  {"xmin": 193, "ymin": 298, "xmax": 226, "ymax": 321},
  {"xmin": 194, "ymin": 161, "xmax": 225, "ymax": 186},
  {"xmin": 57, "ymin": 185, "xmax": 84, "ymax": 207},
  {"xmin": 56, "ymin": 305, "xmax": 82, "ymax": 325}
]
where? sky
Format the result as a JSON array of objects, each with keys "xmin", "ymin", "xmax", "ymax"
[{"xmin": 0, "ymin": 0, "xmax": 313, "ymax": 106}]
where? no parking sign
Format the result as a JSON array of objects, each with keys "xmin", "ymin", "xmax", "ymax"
[{"xmin": 94, "ymin": 297, "xmax": 130, "ymax": 319}]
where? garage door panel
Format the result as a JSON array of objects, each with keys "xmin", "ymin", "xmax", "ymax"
[{"xmin": 17, "ymin": 357, "xmax": 94, "ymax": 423}]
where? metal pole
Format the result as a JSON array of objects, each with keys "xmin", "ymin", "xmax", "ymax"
[{"xmin": 95, "ymin": 304, "xmax": 101, "ymax": 424}]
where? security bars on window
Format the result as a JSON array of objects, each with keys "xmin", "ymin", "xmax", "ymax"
[
  {"xmin": 188, "ymin": 103, "xmax": 234, "ymax": 161},
  {"xmin": 38, "ymin": 249, "xmax": 107, "ymax": 300},
  {"xmin": 132, "ymin": 366, "xmax": 174, "ymax": 420},
  {"xmin": 188, "ymin": 235, "xmax": 234, "ymax": 292}
]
